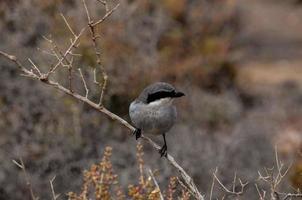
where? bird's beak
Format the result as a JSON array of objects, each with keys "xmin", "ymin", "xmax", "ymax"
[{"xmin": 174, "ymin": 91, "xmax": 185, "ymax": 98}]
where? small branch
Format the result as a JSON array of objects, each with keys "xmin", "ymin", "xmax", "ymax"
[
  {"xmin": 48, "ymin": 27, "xmax": 86, "ymax": 75},
  {"xmin": 255, "ymin": 183, "xmax": 266, "ymax": 200},
  {"xmin": 281, "ymin": 192, "xmax": 302, "ymax": 200},
  {"xmin": 99, "ymin": 74, "xmax": 107, "ymax": 105},
  {"xmin": 148, "ymin": 169, "xmax": 164, "ymax": 200},
  {"xmin": 93, "ymin": 69, "xmax": 107, "ymax": 105},
  {"xmin": 28, "ymin": 58, "xmax": 42, "ymax": 76},
  {"xmin": 93, "ymin": 68, "xmax": 101, "ymax": 86},
  {"xmin": 0, "ymin": 50, "xmax": 35, "ymax": 76},
  {"xmin": 213, "ymin": 169, "xmax": 248, "ymax": 196},
  {"xmin": 78, "ymin": 68, "xmax": 89, "ymax": 98},
  {"xmin": 89, "ymin": 27, "xmax": 107, "ymax": 105},
  {"xmin": 42, "ymin": 36, "xmax": 75, "ymax": 91},
  {"xmin": 82, "ymin": 0, "xmax": 91, "ymax": 24},
  {"xmin": 84, "ymin": 0, "xmax": 112, "ymax": 106},
  {"xmin": 60, "ymin": 13, "xmax": 77, "ymax": 38},
  {"xmin": 232, "ymin": 171, "xmax": 237, "ymax": 192},
  {"xmin": 257, "ymin": 148, "xmax": 296, "ymax": 200},
  {"xmin": 50, "ymin": 176, "xmax": 60, "ymax": 200},
  {"xmin": 12, "ymin": 158, "xmax": 37, "ymax": 200},
  {"xmin": 96, "ymin": 0, "xmax": 109, "ymax": 12},
  {"xmin": 42, "ymin": 35, "xmax": 74, "ymax": 70},
  {"xmin": 68, "ymin": 57, "xmax": 74, "ymax": 92},
  {"xmin": 92, "ymin": 3, "xmax": 120, "ymax": 26},
  {"xmin": 209, "ymin": 168, "xmax": 217, "ymax": 200}
]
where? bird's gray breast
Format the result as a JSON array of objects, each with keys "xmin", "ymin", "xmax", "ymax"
[{"xmin": 129, "ymin": 99, "xmax": 177, "ymax": 135}]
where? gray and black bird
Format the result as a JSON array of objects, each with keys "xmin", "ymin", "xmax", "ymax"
[{"xmin": 129, "ymin": 82, "xmax": 185, "ymax": 157}]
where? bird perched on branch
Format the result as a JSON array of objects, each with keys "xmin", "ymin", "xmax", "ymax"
[{"xmin": 129, "ymin": 82, "xmax": 185, "ymax": 157}]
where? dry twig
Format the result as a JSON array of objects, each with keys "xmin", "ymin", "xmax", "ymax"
[
  {"xmin": 78, "ymin": 68, "xmax": 89, "ymax": 98},
  {"xmin": 12, "ymin": 158, "xmax": 37, "ymax": 200},
  {"xmin": 255, "ymin": 183, "xmax": 266, "ymax": 200},
  {"xmin": 49, "ymin": 176, "xmax": 60, "ymax": 200},
  {"xmin": 256, "ymin": 147, "xmax": 302, "ymax": 200},
  {"xmin": 148, "ymin": 169, "xmax": 164, "ymax": 200},
  {"xmin": 212, "ymin": 167, "xmax": 248, "ymax": 198}
]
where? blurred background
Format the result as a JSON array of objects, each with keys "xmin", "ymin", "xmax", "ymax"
[{"xmin": 1, "ymin": 0, "xmax": 302, "ymax": 199}]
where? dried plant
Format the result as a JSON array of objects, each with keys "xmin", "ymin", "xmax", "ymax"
[
  {"xmin": 68, "ymin": 144, "xmax": 191, "ymax": 200},
  {"xmin": 166, "ymin": 176, "xmax": 177, "ymax": 200},
  {"xmin": 128, "ymin": 143, "xmax": 164, "ymax": 200},
  {"xmin": 68, "ymin": 146, "xmax": 120, "ymax": 200}
]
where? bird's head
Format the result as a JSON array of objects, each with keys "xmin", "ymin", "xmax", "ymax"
[{"xmin": 137, "ymin": 82, "xmax": 185, "ymax": 104}]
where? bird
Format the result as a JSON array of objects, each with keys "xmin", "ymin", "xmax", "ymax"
[{"xmin": 129, "ymin": 82, "xmax": 185, "ymax": 157}]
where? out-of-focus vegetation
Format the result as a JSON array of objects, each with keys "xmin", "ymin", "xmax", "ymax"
[
  {"xmin": 68, "ymin": 144, "xmax": 191, "ymax": 200},
  {"xmin": 0, "ymin": 0, "xmax": 302, "ymax": 199}
]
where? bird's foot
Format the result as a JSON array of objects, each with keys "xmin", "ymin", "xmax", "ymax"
[
  {"xmin": 159, "ymin": 144, "xmax": 167, "ymax": 157},
  {"xmin": 133, "ymin": 128, "xmax": 141, "ymax": 140}
]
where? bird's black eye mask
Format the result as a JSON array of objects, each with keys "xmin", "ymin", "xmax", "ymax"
[{"xmin": 147, "ymin": 90, "xmax": 185, "ymax": 103}]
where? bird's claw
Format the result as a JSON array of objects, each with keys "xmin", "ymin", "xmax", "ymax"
[
  {"xmin": 159, "ymin": 144, "xmax": 167, "ymax": 157},
  {"xmin": 133, "ymin": 128, "xmax": 141, "ymax": 140}
]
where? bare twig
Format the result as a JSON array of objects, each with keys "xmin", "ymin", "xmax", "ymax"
[
  {"xmin": 96, "ymin": 0, "xmax": 109, "ymax": 12},
  {"xmin": 28, "ymin": 58, "xmax": 42, "ymax": 76},
  {"xmin": 0, "ymin": 50, "xmax": 35, "ymax": 77},
  {"xmin": 49, "ymin": 176, "xmax": 60, "ymax": 200},
  {"xmin": 92, "ymin": 3, "xmax": 120, "ymax": 26},
  {"xmin": 255, "ymin": 183, "xmax": 266, "ymax": 200},
  {"xmin": 257, "ymin": 147, "xmax": 298, "ymax": 200},
  {"xmin": 83, "ymin": 0, "xmax": 114, "ymax": 106},
  {"xmin": 93, "ymin": 68, "xmax": 101, "ymax": 86},
  {"xmin": 213, "ymin": 169, "xmax": 248, "ymax": 197},
  {"xmin": 42, "ymin": 35, "xmax": 75, "ymax": 91},
  {"xmin": 209, "ymin": 168, "xmax": 217, "ymax": 200},
  {"xmin": 12, "ymin": 158, "xmax": 37, "ymax": 200},
  {"xmin": 42, "ymin": 35, "xmax": 76, "ymax": 91},
  {"xmin": 60, "ymin": 13, "xmax": 77, "ymax": 38},
  {"xmin": 82, "ymin": 0, "xmax": 91, "ymax": 23},
  {"xmin": 78, "ymin": 68, "xmax": 89, "ymax": 98},
  {"xmin": 148, "ymin": 169, "xmax": 164, "ymax": 200},
  {"xmin": 48, "ymin": 27, "xmax": 85, "ymax": 75},
  {"xmin": 232, "ymin": 171, "xmax": 237, "ymax": 192},
  {"xmin": 278, "ymin": 191, "xmax": 302, "ymax": 200},
  {"xmin": 93, "ymin": 68, "xmax": 107, "ymax": 105},
  {"xmin": 68, "ymin": 57, "xmax": 74, "ymax": 92}
]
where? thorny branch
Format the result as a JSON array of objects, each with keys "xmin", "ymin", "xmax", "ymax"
[
  {"xmin": 212, "ymin": 168, "xmax": 248, "ymax": 198},
  {"xmin": 256, "ymin": 147, "xmax": 302, "ymax": 200},
  {"xmin": 83, "ymin": 0, "xmax": 110, "ymax": 105},
  {"xmin": 0, "ymin": 1, "xmax": 204, "ymax": 199}
]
